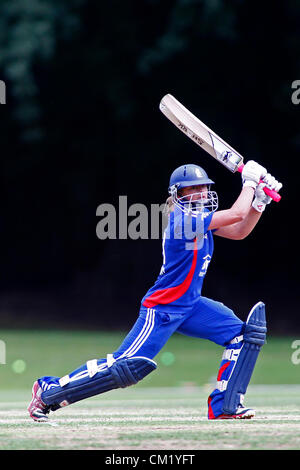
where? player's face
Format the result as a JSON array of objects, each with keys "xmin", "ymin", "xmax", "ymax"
[
  {"xmin": 173, "ymin": 183, "xmax": 218, "ymax": 215},
  {"xmin": 180, "ymin": 184, "xmax": 208, "ymax": 201}
]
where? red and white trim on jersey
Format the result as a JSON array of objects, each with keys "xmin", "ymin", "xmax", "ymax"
[{"xmin": 142, "ymin": 238, "xmax": 198, "ymax": 308}]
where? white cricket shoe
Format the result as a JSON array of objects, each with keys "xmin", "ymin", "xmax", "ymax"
[
  {"xmin": 28, "ymin": 381, "xmax": 50, "ymax": 422},
  {"xmin": 214, "ymin": 406, "xmax": 255, "ymax": 420}
]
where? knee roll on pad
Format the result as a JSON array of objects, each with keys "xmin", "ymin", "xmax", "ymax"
[
  {"xmin": 243, "ymin": 300, "xmax": 267, "ymax": 347},
  {"xmin": 222, "ymin": 301, "xmax": 267, "ymax": 415},
  {"xmin": 42, "ymin": 356, "xmax": 157, "ymax": 410},
  {"xmin": 110, "ymin": 356, "xmax": 156, "ymax": 388}
]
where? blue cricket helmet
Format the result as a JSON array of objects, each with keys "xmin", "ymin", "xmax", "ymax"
[
  {"xmin": 168, "ymin": 164, "xmax": 218, "ymax": 215},
  {"xmin": 168, "ymin": 164, "xmax": 214, "ymax": 192}
]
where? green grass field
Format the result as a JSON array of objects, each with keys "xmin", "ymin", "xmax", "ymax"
[{"xmin": 0, "ymin": 330, "xmax": 300, "ymax": 450}]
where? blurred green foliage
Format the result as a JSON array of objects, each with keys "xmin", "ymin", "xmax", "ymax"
[
  {"xmin": 0, "ymin": 0, "xmax": 82, "ymax": 135},
  {"xmin": 1, "ymin": 0, "xmax": 298, "ymax": 140},
  {"xmin": 0, "ymin": 0, "xmax": 299, "ymax": 330}
]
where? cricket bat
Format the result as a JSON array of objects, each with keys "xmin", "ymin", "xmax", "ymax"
[{"xmin": 159, "ymin": 94, "xmax": 281, "ymax": 202}]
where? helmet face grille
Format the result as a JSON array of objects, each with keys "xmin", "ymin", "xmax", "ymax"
[
  {"xmin": 168, "ymin": 164, "xmax": 217, "ymax": 216},
  {"xmin": 170, "ymin": 187, "xmax": 218, "ymax": 216}
]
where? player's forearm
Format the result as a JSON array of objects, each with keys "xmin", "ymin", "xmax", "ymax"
[
  {"xmin": 208, "ymin": 186, "xmax": 256, "ymax": 231},
  {"xmin": 228, "ymin": 186, "xmax": 263, "ymax": 238},
  {"xmin": 230, "ymin": 186, "xmax": 255, "ymax": 219}
]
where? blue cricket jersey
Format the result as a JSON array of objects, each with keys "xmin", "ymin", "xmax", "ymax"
[{"xmin": 142, "ymin": 206, "xmax": 215, "ymax": 313}]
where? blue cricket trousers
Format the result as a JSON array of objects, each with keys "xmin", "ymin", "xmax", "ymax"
[{"xmin": 113, "ymin": 298, "xmax": 243, "ymax": 358}]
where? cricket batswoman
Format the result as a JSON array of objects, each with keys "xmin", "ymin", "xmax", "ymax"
[{"xmin": 28, "ymin": 160, "xmax": 282, "ymax": 421}]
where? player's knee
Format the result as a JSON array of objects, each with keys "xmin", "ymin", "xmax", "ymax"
[
  {"xmin": 243, "ymin": 302, "xmax": 267, "ymax": 347},
  {"xmin": 243, "ymin": 322, "xmax": 267, "ymax": 346},
  {"xmin": 110, "ymin": 356, "xmax": 157, "ymax": 388}
]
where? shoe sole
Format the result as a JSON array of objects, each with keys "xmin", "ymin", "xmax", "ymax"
[
  {"xmin": 30, "ymin": 413, "xmax": 49, "ymax": 422},
  {"xmin": 213, "ymin": 410, "xmax": 255, "ymax": 420}
]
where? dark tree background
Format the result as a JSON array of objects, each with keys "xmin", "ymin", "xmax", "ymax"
[{"xmin": 0, "ymin": 0, "xmax": 299, "ymax": 333}]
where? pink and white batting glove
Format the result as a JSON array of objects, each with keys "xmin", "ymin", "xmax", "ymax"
[
  {"xmin": 242, "ymin": 160, "xmax": 267, "ymax": 189},
  {"xmin": 252, "ymin": 174, "xmax": 282, "ymax": 212}
]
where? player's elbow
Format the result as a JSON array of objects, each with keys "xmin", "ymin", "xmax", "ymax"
[
  {"xmin": 225, "ymin": 230, "xmax": 249, "ymax": 241},
  {"xmin": 234, "ymin": 231, "xmax": 249, "ymax": 240},
  {"xmin": 230, "ymin": 209, "xmax": 246, "ymax": 225}
]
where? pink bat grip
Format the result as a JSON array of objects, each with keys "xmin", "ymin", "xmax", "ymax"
[{"xmin": 237, "ymin": 164, "xmax": 281, "ymax": 202}]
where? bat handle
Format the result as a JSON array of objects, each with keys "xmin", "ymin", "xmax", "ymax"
[{"xmin": 237, "ymin": 164, "xmax": 281, "ymax": 202}]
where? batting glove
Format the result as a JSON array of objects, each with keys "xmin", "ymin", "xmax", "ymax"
[
  {"xmin": 242, "ymin": 160, "xmax": 267, "ymax": 189},
  {"xmin": 252, "ymin": 175, "xmax": 282, "ymax": 212}
]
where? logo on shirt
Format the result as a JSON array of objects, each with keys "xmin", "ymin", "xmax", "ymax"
[{"xmin": 199, "ymin": 254, "xmax": 211, "ymax": 277}]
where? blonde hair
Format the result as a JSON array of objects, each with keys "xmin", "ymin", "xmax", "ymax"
[{"xmin": 164, "ymin": 195, "xmax": 174, "ymax": 216}]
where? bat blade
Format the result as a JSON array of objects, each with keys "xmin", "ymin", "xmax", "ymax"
[
  {"xmin": 159, "ymin": 94, "xmax": 281, "ymax": 202},
  {"xmin": 159, "ymin": 94, "xmax": 244, "ymax": 173}
]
